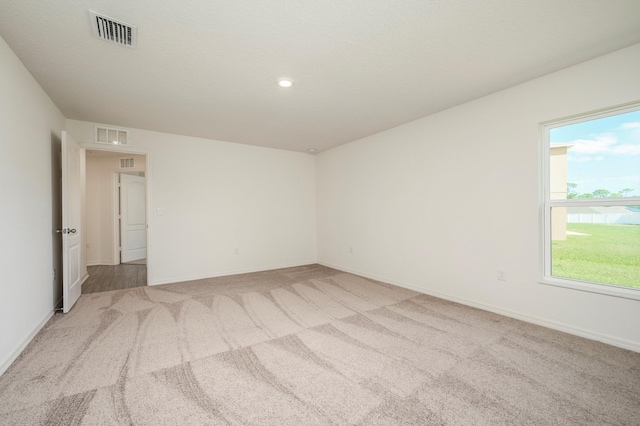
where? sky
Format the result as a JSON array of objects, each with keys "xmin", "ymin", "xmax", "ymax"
[{"xmin": 550, "ymin": 109, "xmax": 640, "ymax": 197}]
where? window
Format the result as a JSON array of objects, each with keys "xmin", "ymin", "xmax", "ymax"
[{"xmin": 541, "ymin": 103, "xmax": 640, "ymax": 299}]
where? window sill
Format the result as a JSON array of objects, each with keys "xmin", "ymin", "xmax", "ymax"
[{"xmin": 540, "ymin": 277, "xmax": 640, "ymax": 301}]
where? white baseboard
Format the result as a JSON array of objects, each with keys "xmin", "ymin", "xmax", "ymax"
[
  {"xmin": 86, "ymin": 261, "xmax": 118, "ymax": 266},
  {"xmin": 0, "ymin": 310, "xmax": 54, "ymax": 376},
  {"xmin": 151, "ymin": 261, "xmax": 318, "ymax": 286},
  {"xmin": 319, "ymin": 262, "xmax": 640, "ymax": 353}
]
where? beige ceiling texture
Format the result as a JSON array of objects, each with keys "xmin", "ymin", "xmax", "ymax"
[{"xmin": 1, "ymin": 1, "xmax": 640, "ymax": 153}]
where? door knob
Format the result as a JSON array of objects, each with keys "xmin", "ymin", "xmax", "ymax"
[{"xmin": 56, "ymin": 228, "xmax": 77, "ymax": 234}]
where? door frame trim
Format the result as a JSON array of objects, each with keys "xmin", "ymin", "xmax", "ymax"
[
  {"xmin": 112, "ymin": 172, "xmax": 121, "ymax": 265},
  {"xmin": 81, "ymin": 144, "xmax": 151, "ymax": 286}
]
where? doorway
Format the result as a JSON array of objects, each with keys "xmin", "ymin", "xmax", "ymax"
[{"xmin": 82, "ymin": 150, "xmax": 148, "ymax": 294}]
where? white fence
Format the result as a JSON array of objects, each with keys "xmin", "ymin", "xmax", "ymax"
[{"xmin": 568, "ymin": 213, "xmax": 640, "ymax": 225}]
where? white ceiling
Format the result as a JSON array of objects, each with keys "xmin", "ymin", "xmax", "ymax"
[{"xmin": 2, "ymin": 1, "xmax": 640, "ymax": 153}]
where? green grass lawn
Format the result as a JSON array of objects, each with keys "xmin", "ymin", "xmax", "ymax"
[{"xmin": 552, "ymin": 223, "xmax": 640, "ymax": 289}]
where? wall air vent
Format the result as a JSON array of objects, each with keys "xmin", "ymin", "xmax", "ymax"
[
  {"xmin": 120, "ymin": 158, "xmax": 135, "ymax": 169},
  {"xmin": 90, "ymin": 11, "xmax": 137, "ymax": 48},
  {"xmin": 95, "ymin": 126, "xmax": 129, "ymax": 145}
]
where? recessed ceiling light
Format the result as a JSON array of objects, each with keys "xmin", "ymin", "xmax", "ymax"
[
  {"xmin": 278, "ymin": 78, "xmax": 294, "ymax": 88},
  {"xmin": 307, "ymin": 148, "xmax": 317, "ymax": 154}
]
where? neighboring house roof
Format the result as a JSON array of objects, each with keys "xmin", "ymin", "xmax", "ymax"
[{"xmin": 550, "ymin": 143, "xmax": 575, "ymax": 149}]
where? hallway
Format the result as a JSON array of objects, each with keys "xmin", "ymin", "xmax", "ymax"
[{"xmin": 82, "ymin": 262, "xmax": 147, "ymax": 294}]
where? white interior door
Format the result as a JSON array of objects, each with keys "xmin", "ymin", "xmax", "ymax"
[
  {"xmin": 61, "ymin": 131, "xmax": 82, "ymax": 313},
  {"xmin": 120, "ymin": 173, "xmax": 147, "ymax": 263}
]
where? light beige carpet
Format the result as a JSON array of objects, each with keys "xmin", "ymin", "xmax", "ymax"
[{"xmin": 1, "ymin": 264, "xmax": 639, "ymax": 425}]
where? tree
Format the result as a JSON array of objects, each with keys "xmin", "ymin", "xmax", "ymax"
[
  {"xmin": 577, "ymin": 193, "xmax": 594, "ymax": 199},
  {"xmin": 567, "ymin": 183, "xmax": 578, "ymax": 199},
  {"xmin": 592, "ymin": 189, "xmax": 611, "ymax": 198},
  {"xmin": 620, "ymin": 188, "xmax": 635, "ymax": 197}
]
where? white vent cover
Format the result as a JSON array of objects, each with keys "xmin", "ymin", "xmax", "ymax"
[
  {"xmin": 120, "ymin": 158, "xmax": 135, "ymax": 169},
  {"xmin": 95, "ymin": 126, "xmax": 129, "ymax": 145},
  {"xmin": 90, "ymin": 11, "xmax": 137, "ymax": 48}
]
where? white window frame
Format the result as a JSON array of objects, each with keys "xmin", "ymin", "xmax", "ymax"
[{"xmin": 540, "ymin": 102, "xmax": 640, "ymax": 301}]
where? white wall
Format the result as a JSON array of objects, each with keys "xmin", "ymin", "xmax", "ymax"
[
  {"xmin": 67, "ymin": 121, "xmax": 317, "ymax": 285},
  {"xmin": 317, "ymin": 43, "xmax": 640, "ymax": 351},
  {"xmin": 0, "ymin": 36, "xmax": 66, "ymax": 374},
  {"xmin": 85, "ymin": 154, "xmax": 146, "ymax": 266}
]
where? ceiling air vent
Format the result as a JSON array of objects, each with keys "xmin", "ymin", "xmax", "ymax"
[
  {"xmin": 89, "ymin": 11, "xmax": 137, "ymax": 48},
  {"xmin": 95, "ymin": 126, "xmax": 129, "ymax": 145},
  {"xmin": 120, "ymin": 158, "xmax": 135, "ymax": 169}
]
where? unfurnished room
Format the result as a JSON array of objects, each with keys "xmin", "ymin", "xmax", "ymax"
[{"xmin": 1, "ymin": 1, "xmax": 639, "ymax": 424}]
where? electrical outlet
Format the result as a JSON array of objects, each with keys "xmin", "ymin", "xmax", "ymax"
[
  {"xmin": 235, "ymin": 248, "xmax": 240, "ymax": 255},
  {"xmin": 350, "ymin": 246, "xmax": 354, "ymax": 254},
  {"xmin": 497, "ymin": 268, "xmax": 506, "ymax": 281}
]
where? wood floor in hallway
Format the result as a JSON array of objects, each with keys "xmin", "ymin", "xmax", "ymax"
[{"xmin": 82, "ymin": 263, "xmax": 147, "ymax": 294}]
